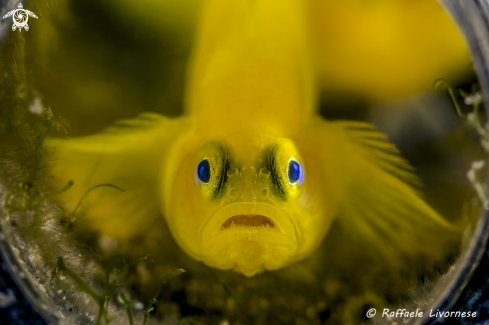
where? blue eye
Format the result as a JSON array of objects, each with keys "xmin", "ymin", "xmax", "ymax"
[
  {"xmin": 197, "ymin": 159, "xmax": 211, "ymax": 183},
  {"xmin": 287, "ymin": 159, "xmax": 302, "ymax": 185}
]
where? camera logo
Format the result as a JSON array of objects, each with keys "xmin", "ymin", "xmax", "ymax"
[{"xmin": 2, "ymin": 3, "xmax": 38, "ymax": 32}]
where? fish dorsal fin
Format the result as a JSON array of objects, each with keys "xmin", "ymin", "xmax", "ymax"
[
  {"xmin": 47, "ymin": 113, "xmax": 190, "ymax": 238},
  {"xmin": 303, "ymin": 117, "xmax": 459, "ymax": 268}
]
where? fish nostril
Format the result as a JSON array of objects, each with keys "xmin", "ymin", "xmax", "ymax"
[
  {"xmin": 227, "ymin": 167, "xmax": 240, "ymax": 178},
  {"xmin": 260, "ymin": 188, "xmax": 268, "ymax": 198},
  {"xmin": 228, "ymin": 186, "xmax": 238, "ymax": 199},
  {"xmin": 259, "ymin": 167, "xmax": 270, "ymax": 176}
]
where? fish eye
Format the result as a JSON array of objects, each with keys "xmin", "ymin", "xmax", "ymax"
[
  {"xmin": 197, "ymin": 159, "xmax": 211, "ymax": 184},
  {"xmin": 195, "ymin": 141, "xmax": 231, "ymax": 199},
  {"xmin": 287, "ymin": 159, "xmax": 302, "ymax": 185},
  {"xmin": 264, "ymin": 140, "xmax": 305, "ymax": 201}
]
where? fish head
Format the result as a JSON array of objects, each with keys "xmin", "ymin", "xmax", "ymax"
[{"xmin": 164, "ymin": 129, "xmax": 335, "ymax": 277}]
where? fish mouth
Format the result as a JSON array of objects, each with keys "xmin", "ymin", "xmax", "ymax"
[
  {"xmin": 200, "ymin": 202, "xmax": 298, "ymax": 276},
  {"xmin": 221, "ymin": 214, "xmax": 275, "ymax": 228},
  {"xmin": 201, "ymin": 202, "xmax": 297, "ymax": 244}
]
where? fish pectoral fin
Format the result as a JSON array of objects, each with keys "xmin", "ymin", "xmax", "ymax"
[
  {"xmin": 47, "ymin": 113, "xmax": 190, "ymax": 238},
  {"xmin": 304, "ymin": 117, "xmax": 460, "ymax": 267}
]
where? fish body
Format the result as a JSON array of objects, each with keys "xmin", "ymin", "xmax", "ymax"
[{"xmin": 49, "ymin": 0, "xmax": 459, "ymax": 276}]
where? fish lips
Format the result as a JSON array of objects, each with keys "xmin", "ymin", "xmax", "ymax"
[{"xmin": 201, "ymin": 202, "xmax": 297, "ymax": 244}]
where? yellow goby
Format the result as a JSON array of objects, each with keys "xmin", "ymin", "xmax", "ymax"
[{"xmin": 48, "ymin": 0, "xmax": 459, "ymax": 277}]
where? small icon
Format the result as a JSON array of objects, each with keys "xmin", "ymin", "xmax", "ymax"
[
  {"xmin": 2, "ymin": 3, "xmax": 38, "ymax": 32},
  {"xmin": 366, "ymin": 308, "xmax": 376, "ymax": 318}
]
